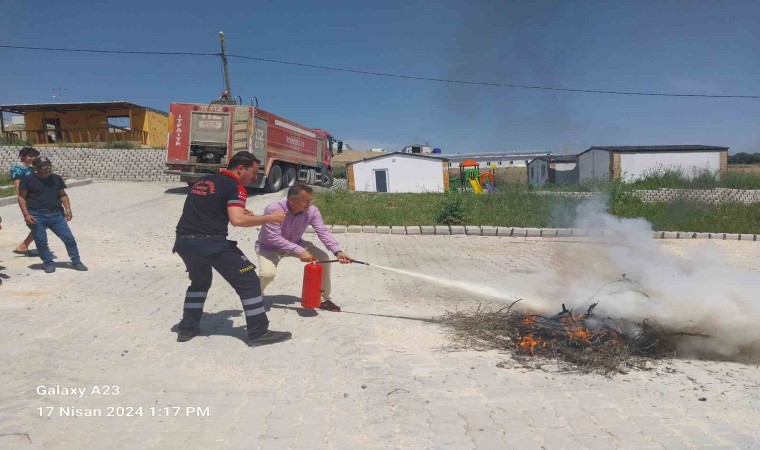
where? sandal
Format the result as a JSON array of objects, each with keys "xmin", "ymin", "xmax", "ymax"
[{"xmin": 319, "ymin": 300, "xmax": 341, "ymax": 312}]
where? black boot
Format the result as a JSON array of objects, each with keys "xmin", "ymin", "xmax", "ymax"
[
  {"xmin": 177, "ymin": 327, "xmax": 199, "ymax": 342},
  {"xmin": 248, "ymin": 330, "xmax": 292, "ymax": 347}
]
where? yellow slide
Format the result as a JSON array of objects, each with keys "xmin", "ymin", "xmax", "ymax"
[{"xmin": 469, "ymin": 177, "xmax": 485, "ymax": 194}]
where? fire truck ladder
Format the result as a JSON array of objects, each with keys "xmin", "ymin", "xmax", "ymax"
[{"xmin": 232, "ymin": 108, "xmax": 249, "ymax": 154}]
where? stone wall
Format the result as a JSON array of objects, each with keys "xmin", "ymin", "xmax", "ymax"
[
  {"xmin": 631, "ymin": 188, "xmax": 760, "ymax": 204},
  {"xmin": 0, "ymin": 146, "xmax": 178, "ymax": 182},
  {"xmin": 536, "ymin": 189, "xmax": 759, "ymax": 204}
]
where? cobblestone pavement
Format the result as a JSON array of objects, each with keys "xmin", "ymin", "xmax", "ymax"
[{"xmin": 0, "ymin": 181, "xmax": 758, "ymax": 450}]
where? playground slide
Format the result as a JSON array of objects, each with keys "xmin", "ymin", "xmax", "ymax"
[{"xmin": 469, "ymin": 178, "xmax": 485, "ymax": 194}]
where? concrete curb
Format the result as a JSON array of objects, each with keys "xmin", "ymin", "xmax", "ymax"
[
  {"xmin": 0, "ymin": 179, "xmax": 94, "ymax": 208},
  {"xmin": 302, "ymin": 224, "xmax": 758, "ymax": 241}
]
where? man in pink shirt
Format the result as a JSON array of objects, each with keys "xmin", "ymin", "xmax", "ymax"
[{"xmin": 256, "ymin": 184, "xmax": 353, "ymax": 312}]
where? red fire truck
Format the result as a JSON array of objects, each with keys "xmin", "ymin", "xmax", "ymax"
[
  {"xmin": 163, "ymin": 32, "xmax": 342, "ymax": 192},
  {"xmin": 164, "ymin": 103, "xmax": 342, "ymax": 191}
]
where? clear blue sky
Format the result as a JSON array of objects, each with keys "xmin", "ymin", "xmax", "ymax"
[{"xmin": 1, "ymin": 0, "xmax": 759, "ymax": 154}]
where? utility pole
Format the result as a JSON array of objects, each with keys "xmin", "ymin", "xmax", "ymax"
[{"xmin": 217, "ymin": 31, "xmax": 234, "ymax": 105}]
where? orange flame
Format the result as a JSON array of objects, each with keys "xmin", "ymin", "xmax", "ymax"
[
  {"xmin": 568, "ymin": 327, "xmax": 591, "ymax": 344},
  {"xmin": 519, "ymin": 334, "xmax": 544, "ymax": 353}
]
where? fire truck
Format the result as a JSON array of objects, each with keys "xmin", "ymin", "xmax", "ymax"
[{"xmin": 164, "ymin": 33, "xmax": 343, "ymax": 192}]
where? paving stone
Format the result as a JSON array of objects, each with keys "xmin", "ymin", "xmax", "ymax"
[
  {"xmin": 420, "ymin": 225, "xmax": 435, "ymax": 235},
  {"xmin": 361, "ymin": 225, "xmax": 376, "ymax": 233},
  {"xmin": 525, "ymin": 228, "xmax": 541, "ymax": 237},
  {"xmin": 649, "ymin": 433, "xmax": 694, "ymax": 449},
  {"xmin": 575, "ymin": 436, "xmax": 619, "ymax": 450},
  {"xmin": 671, "ymin": 424, "xmax": 733, "ymax": 447},
  {"xmin": 375, "ymin": 226, "xmax": 390, "ymax": 234},
  {"xmin": 661, "ymin": 231, "xmax": 679, "ymax": 239},
  {"xmin": 540, "ymin": 228, "xmax": 557, "ymax": 237},
  {"xmin": 406, "ymin": 226, "xmax": 421, "ymax": 235},
  {"xmin": 556, "ymin": 228, "xmax": 572, "ymax": 237},
  {"xmin": 465, "ymin": 226, "xmax": 482, "ymax": 236},
  {"xmin": 460, "ymin": 410, "xmax": 499, "ymax": 431},
  {"xmin": 435, "ymin": 225, "xmax": 451, "ymax": 235},
  {"xmin": 481, "ymin": 226, "xmax": 497, "ymax": 236},
  {"xmin": 496, "ymin": 226, "xmax": 514, "ymax": 236},
  {"xmin": 450, "ymin": 225, "xmax": 466, "ymax": 235},
  {"xmin": 331, "ymin": 225, "xmax": 346, "ymax": 234},
  {"xmin": 570, "ymin": 228, "xmax": 588, "ymax": 237},
  {"xmin": 347, "ymin": 225, "xmax": 363, "ymax": 233},
  {"xmin": 719, "ymin": 432, "xmax": 760, "ymax": 448},
  {"xmin": 390, "ymin": 226, "xmax": 406, "ymax": 235},
  {"xmin": 512, "ymin": 228, "xmax": 528, "ymax": 237},
  {"xmin": 467, "ymin": 429, "xmax": 507, "ymax": 448}
]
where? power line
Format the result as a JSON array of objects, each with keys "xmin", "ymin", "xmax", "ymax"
[
  {"xmin": 2, "ymin": 44, "xmax": 759, "ymax": 99},
  {"xmin": 228, "ymin": 54, "xmax": 760, "ymax": 99},
  {"xmin": 0, "ymin": 44, "xmax": 215, "ymax": 57}
]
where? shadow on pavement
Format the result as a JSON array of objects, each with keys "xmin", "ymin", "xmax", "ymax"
[
  {"xmin": 267, "ymin": 294, "xmax": 300, "ymax": 307},
  {"xmin": 340, "ymin": 310, "xmax": 440, "ymax": 324},
  {"xmin": 164, "ymin": 186, "xmax": 190, "ymax": 195},
  {"xmin": 266, "ymin": 295, "xmax": 438, "ymax": 322},
  {"xmin": 28, "ymin": 261, "xmax": 70, "ymax": 271},
  {"xmin": 170, "ymin": 309, "xmax": 249, "ymax": 343}
]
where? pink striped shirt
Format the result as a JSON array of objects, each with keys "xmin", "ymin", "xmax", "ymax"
[{"xmin": 255, "ymin": 197, "xmax": 341, "ymax": 256}]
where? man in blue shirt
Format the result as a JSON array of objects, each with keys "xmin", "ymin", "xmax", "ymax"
[{"xmin": 17, "ymin": 158, "xmax": 87, "ymax": 273}]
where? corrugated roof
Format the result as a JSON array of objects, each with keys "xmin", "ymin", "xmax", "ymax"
[
  {"xmin": 581, "ymin": 145, "xmax": 728, "ymax": 156},
  {"xmin": 534, "ymin": 155, "xmax": 578, "ymax": 163},
  {"xmin": 345, "ymin": 152, "xmax": 448, "ymax": 165},
  {"xmin": 0, "ymin": 101, "xmax": 168, "ymax": 116}
]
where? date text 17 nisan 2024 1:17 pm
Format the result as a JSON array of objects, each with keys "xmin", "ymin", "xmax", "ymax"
[{"xmin": 38, "ymin": 406, "xmax": 211, "ymax": 417}]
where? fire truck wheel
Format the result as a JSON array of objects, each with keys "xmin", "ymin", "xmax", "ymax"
[
  {"xmin": 283, "ymin": 166, "xmax": 297, "ymax": 188},
  {"xmin": 320, "ymin": 166, "xmax": 334, "ymax": 187},
  {"xmin": 306, "ymin": 168, "xmax": 317, "ymax": 185},
  {"xmin": 264, "ymin": 164, "xmax": 283, "ymax": 193}
]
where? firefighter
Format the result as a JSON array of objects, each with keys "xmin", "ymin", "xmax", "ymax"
[
  {"xmin": 173, "ymin": 151, "xmax": 290, "ymax": 347},
  {"xmin": 256, "ymin": 184, "xmax": 353, "ymax": 312}
]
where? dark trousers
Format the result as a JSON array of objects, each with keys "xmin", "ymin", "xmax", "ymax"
[
  {"xmin": 27, "ymin": 211, "xmax": 81, "ymax": 266},
  {"xmin": 174, "ymin": 238, "xmax": 269, "ymax": 339}
]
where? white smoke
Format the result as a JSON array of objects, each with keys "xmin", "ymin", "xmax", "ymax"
[{"xmin": 543, "ymin": 195, "xmax": 760, "ymax": 359}]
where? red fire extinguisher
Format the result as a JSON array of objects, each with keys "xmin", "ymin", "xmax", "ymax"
[{"xmin": 301, "ymin": 260, "xmax": 323, "ymax": 309}]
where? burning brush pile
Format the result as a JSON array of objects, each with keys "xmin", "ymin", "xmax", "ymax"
[{"xmin": 439, "ymin": 282, "xmax": 708, "ymax": 375}]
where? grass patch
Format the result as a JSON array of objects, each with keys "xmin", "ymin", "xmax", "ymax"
[
  {"xmin": 0, "ymin": 137, "xmax": 33, "ymax": 147},
  {"xmin": 611, "ymin": 197, "xmax": 760, "ymax": 234},
  {"xmin": 314, "ymin": 186, "xmax": 760, "ymax": 234},
  {"xmin": 0, "ymin": 173, "xmax": 15, "ymax": 198},
  {"xmin": 529, "ymin": 168, "xmax": 760, "ymax": 192},
  {"xmin": 103, "ymin": 141, "xmax": 138, "ymax": 149}
]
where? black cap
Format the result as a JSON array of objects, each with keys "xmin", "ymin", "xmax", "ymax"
[{"xmin": 32, "ymin": 157, "xmax": 52, "ymax": 168}]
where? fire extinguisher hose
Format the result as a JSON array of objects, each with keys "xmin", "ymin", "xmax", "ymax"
[{"xmin": 317, "ymin": 259, "xmax": 370, "ymax": 266}]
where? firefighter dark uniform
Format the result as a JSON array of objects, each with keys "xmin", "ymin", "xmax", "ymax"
[{"xmin": 174, "ymin": 170, "xmax": 269, "ymax": 339}]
